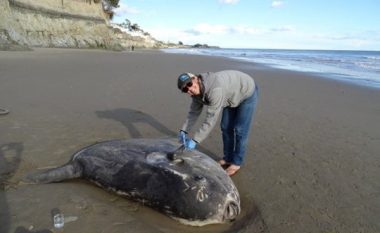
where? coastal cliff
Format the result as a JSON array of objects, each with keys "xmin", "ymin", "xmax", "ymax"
[{"xmin": 0, "ymin": 0, "xmax": 164, "ymax": 50}]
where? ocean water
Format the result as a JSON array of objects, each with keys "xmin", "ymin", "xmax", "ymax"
[{"xmin": 162, "ymin": 48, "xmax": 380, "ymax": 89}]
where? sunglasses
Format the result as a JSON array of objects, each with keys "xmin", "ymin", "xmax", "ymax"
[{"xmin": 181, "ymin": 81, "xmax": 193, "ymax": 93}]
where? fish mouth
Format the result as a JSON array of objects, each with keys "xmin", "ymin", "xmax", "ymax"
[{"xmin": 223, "ymin": 201, "xmax": 240, "ymax": 221}]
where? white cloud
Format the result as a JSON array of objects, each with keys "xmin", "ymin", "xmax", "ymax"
[
  {"xmin": 188, "ymin": 23, "xmax": 294, "ymax": 36},
  {"xmin": 232, "ymin": 25, "xmax": 264, "ymax": 35},
  {"xmin": 147, "ymin": 24, "xmax": 380, "ymax": 50},
  {"xmin": 312, "ymin": 32, "xmax": 364, "ymax": 41},
  {"xmin": 114, "ymin": 2, "xmax": 140, "ymax": 16},
  {"xmin": 185, "ymin": 23, "xmax": 266, "ymax": 36},
  {"xmin": 271, "ymin": 1, "xmax": 284, "ymax": 8},
  {"xmin": 270, "ymin": 25, "xmax": 295, "ymax": 32},
  {"xmin": 147, "ymin": 23, "xmax": 295, "ymax": 45},
  {"xmin": 192, "ymin": 23, "xmax": 230, "ymax": 35},
  {"xmin": 219, "ymin": 0, "xmax": 239, "ymax": 4}
]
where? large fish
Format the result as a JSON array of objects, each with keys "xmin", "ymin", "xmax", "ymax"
[{"xmin": 27, "ymin": 139, "xmax": 241, "ymax": 226}]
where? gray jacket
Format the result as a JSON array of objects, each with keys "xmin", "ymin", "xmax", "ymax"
[{"xmin": 181, "ymin": 70, "xmax": 255, "ymax": 143}]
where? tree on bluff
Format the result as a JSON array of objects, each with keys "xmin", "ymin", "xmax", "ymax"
[
  {"xmin": 130, "ymin": 24, "xmax": 140, "ymax": 31},
  {"xmin": 119, "ymin": 19, "xmax": 132, "ymax": 31},
  {"xmin": 102, "ymin": 0, "xmax": 120, "ymax": 19},
  {"xmin": 103, "ymin": 0, "xmax": 119, "ymax": 8}
]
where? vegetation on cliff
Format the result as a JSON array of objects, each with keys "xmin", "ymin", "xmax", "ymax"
[{"xmin": 101, "ymin": 0, "xmax": 120, "ymax": 19}]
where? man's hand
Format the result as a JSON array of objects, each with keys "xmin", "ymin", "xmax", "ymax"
[
  {"xmin": 185, "ymin": 138, "xmax": 197, "ymax": 150},
  {"xmin": 178, "ymin": 130, "xmax": 187, "ymax": 144}
]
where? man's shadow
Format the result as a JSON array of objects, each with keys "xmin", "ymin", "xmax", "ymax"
[
  {"xmin": 96, "ymin": 108, "xmax": 175, "ymax": 138},
  {"xmin": 95, "ymin": 108, "xmax": 217, "ymax": 159},
  {"xmin": 14, "ymin": 227, "xmax": 52, "ymax": 233},
  {"xmin": 0, "ymin": 143, "xmax": 39, "ymax": 233}
]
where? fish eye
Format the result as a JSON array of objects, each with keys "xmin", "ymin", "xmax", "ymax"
[{"xmin": 193, "ymin": 175, "xmax": 207, "ymax": 184}]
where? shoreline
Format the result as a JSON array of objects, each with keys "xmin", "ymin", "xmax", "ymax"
[
  {"xmin": 161, "ymin": 48, "xmax": 380, "ymax": 90},
  {"xmin": 1, "ymin": 48, "xmax": 379, "ymax": 233}
]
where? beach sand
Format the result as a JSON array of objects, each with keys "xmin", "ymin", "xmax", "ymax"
[{"xmin": 0, "ymin": 48, "xmax": 379, "ymax": 233}]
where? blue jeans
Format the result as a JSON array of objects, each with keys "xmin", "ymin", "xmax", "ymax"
[{"xmin": 220, "ymin": 85, "xmax": 259, "ymax": 166}]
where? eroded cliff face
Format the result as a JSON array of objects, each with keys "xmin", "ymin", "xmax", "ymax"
[{"xmin": 0, "ymin": 0, "xmax": 163, "ymax": 50}]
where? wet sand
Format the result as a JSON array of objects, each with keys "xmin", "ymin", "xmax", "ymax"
[{"xmin": 0, "ymin": 48, "xmax": 379, "ymax": 233}]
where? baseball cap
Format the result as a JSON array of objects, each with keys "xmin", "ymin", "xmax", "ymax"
[{"xmin": 177, "ymin": 73, "xmax": 195, "ymax": 90}]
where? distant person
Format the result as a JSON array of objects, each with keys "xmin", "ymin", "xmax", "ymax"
[{"xmin": 177, "ymin": 70, "xmax": 259, "ymax": 176}]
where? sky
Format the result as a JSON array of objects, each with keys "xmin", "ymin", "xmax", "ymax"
[{"xmin": 112, "ymin": 0, "xmax": 380, "ymax": 50}]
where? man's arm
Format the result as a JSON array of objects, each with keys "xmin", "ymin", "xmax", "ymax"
[
  {"xmin": 193, "ymin": 88, "xmax": 224, "ymax": 143},
  {"xmin": 181, "ymin": 98, "xmax": 203, "ymax": 133}
]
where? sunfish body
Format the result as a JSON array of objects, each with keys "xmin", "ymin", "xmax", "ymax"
[{"xmin": 27, "ymin": 139, "xmax": 240, "ymax": 226}]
